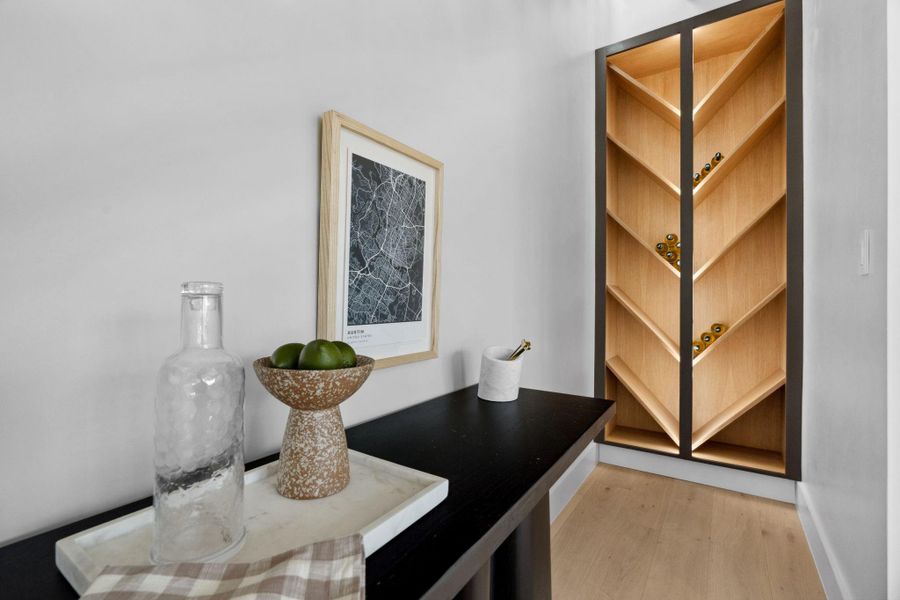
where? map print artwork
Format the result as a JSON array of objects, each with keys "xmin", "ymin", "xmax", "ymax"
[{"xmin": 347, "ymin": 153, "xmax": 426, "ymax": 326}]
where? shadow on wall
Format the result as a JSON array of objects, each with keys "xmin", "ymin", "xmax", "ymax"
[{"xmin": 451, "ymin": 349, "xmax": 468, "ymax": 390}]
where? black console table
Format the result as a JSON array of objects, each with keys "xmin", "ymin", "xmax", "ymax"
[{"xmin": 0, "ymin": 386, "xmax": 613, "ymax": 599}]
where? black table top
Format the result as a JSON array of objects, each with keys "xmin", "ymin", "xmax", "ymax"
[{"xmin": 0, "ymin": 386, "xmax": 613, "ymax": 599}]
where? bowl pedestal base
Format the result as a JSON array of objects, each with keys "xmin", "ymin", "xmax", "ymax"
[{"xmin": 277, "ymin": 406, "xmax": 350, "ymax": 500}]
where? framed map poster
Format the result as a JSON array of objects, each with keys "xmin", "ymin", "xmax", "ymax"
[{"xmin": 317, "ymin": 111, "xmax": 443, "ymax": 369}]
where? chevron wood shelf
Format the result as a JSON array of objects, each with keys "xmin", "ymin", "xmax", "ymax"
[
  {"xmin": 608, "ymin": 64, "xmax": 681, "ymax": 128},
  {"xmin": 693, "ymin": 191, "xmax": 786, "ymax": 282},
  {"xmin": 693, "ymin": 10, "xmax": 785, "ymax": 132},
  {"xmin": 693, "ymin": 97, "xmax": 785, "ymax": 206},
  {"xmin": 692, "ymin": 283, "xmax": 786, "ymax": 367},
  {"xmin": 607, "ymin": 210, "xmax": 681, "ymax": 278},
  {"xmin": 606, "ymin": 356, "xmax": 680, "ymax": 445},
  {"xmin": 600, "ymin": 1, "xmax": 797, "ymax": 475},
  {"xmin": 607, "ymin": 284, "xmax": 680, "ymax": 361},
  {"xmin": 607, "ymin": 133, "xmax": 680, "ymax": 200},
  {"xmin": 691, "ymin": 370, "xmax": 786, "ymax": 449}
]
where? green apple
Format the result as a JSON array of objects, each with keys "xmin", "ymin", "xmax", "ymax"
[
  {"xmin": 270, "ymin": 343, "xmax": 305, "ymax": 369},
  {"xmin": 332, "ymin": 341, "xmax": 357, "ymax": 368},
  {"xmin": 298, "ymin": 339, "xmax": 343, "ymax": 370}
]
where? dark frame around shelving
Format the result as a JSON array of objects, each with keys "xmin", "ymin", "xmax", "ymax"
[
  {"xmin": 679, "ymin": 23, "xmax": 694, "ymax": 462},
  {"xmin": 595, "ymin": 0, "xmax": 803, "ymax": 481}
]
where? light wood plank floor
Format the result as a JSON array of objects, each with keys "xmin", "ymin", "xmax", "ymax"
[{"xmin": 551, "ymin": 464, "xmax": 825, "ymax": 600}]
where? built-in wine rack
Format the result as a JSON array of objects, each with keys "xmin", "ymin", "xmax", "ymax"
[{"xmin": 597, "ymin": 0, "xmax": 801, "ymax": 477}]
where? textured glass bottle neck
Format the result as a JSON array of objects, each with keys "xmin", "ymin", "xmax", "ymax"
[{"xmin": 180, "ymin": 294, "xmax": 223, "ymax": 349}]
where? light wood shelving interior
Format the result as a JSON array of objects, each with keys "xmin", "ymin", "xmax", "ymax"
[
  {"xmin": 607, "ymin": 33, "xmax": 680, "ymax": 106},
  {"xmin": 690, "ymin": 1, "xmax": 787, "ymax": 473},
  {"xmin": 693, "ymin": 98, "xmax": 785, "ymax": 206},
  {"xmin": 607, "ymin": 285, "xmax": 679, "ymax": 360},
  {"xmin": 693, "ymin": 292, "xmax": 786, "ymax": 436},
  {"xmin": 693, "ymin": 208, "xmax": 786, "ymax": 342},
  {"xmin": 602, "ymin": 3, "xmax": 790, "ymax": 473},
  {"xmin": 694, "ymin": 191, "xmax": 785, "ymax": 281},
  {"xmin": 604, "ymin": 368, "xmax": 679, "ymax": 455},
  {"xmin": 606, "ymin": 295, "xmax": 680, "ymax": 423},
  {"xmin": 607, "ymin": 211, "xmax": 681, "ymax": 278},
  {"xmin": 693, "ymin": 283, "xmax": 785, "ymax": 367},
  {"xmin": 607, "ymin": 135, "xmax": 680, "ymax": 200},
  {"xmin": 606, "ymin": 356, "xmax": 679, "ymax": 444},
  {"xmin": 692, "ymin": 369, "xmax": 785, "ymax": 449},
  {"xmin": 608, "ymin": 64, "xmax": 680, "ymax": 128},
  {"xmin": 604, "ymin": 33, "xmax": 681, "ymax": 455},
  {"xmin": 693, "ymin": 440, "xmax": 785, "ymax": 473},
  {"xmin": 693, "ymin": 5, "xmax": 785, "ymax": 131},
  {"xmin": 693, "ymin": 388, "xmax": 786, "ymax": 473}
]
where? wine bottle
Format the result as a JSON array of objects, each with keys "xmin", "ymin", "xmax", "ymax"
[
  {"xmin": 665, "ymin": 233, "xmax": 679, "ymax": 243},
  {"xmin": 700, "ymin": 331, "xmax": 716, "ymax": 345},
  {"xmin": 711, "ymin": 322, "xmax": 728, "ymax": 336},
  {"xmin": 674, "ymin": 258, "xmax": 681, "ymax": 269},
  {"xmin": 702, "ymin": 163, "xmax": 712, "ymax": 175},
  {"xmin": 692, "ymin": 340, "xmax": 706, "ymax": 356},
  {"xmin": 711, "ymin": 151, "xmax": 723, "ymax": 166},
  {"xmin": 693, "ymin": 172, "xmax": 701, "ymax": 187},
  {"xmin": 665, "ymin": 250, "xmax": 677, "ymax": 262},
  {"xmin": 656, "ymin": 242, "xmax": 668, "ymax": 254}
]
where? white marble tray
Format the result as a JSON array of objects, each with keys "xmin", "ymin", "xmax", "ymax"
[{"xmin": 56, "ymin": 451, "xmax": 448, "ymax": 595}]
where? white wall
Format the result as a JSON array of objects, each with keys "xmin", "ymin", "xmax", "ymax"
[
  {"xmin": 887, "ymin": 0, "xmax": 900, "ymax": 595},
  {"xmin": 0, "ymin": 0, "xmax": 605, "ymax": 545},
  {"xmin": 599, "ymin": 0, "xmax": 733, "ymax": 48},
  {"xmin": 800, "ymin": 0, "xmax": 889, "ymax": 598},
  {"xmin": 549, "ymin": 443, "xmax": 598, "ymax": 523}
]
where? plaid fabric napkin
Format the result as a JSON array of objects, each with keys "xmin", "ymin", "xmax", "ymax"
[{"xmin": 80, "ymin": 534, "xmax": 364, "ymax": 600}]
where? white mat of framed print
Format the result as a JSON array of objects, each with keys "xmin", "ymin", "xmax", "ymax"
[{"xmin": 317, "ymin": 111, "xmax": 443, "ymax": 369}]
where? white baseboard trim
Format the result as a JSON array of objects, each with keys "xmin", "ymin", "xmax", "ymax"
[
  {"xmin": 550, "ymin": 442, "xmax": 598, "ymax": 522},
  {"xmin": 597, "ymin": 443, "xmax": 796, "ymax": 503},
  {"xmin": 796, "ymin": 483, "xmax": 848, "ymax": 600}
]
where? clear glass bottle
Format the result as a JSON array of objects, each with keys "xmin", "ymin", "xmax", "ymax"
[{"xmin": 152, "ymin": 282, "xmax": 245, "ymax": 564}]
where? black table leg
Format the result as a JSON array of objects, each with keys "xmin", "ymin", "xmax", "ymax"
[
  {"xmin": 490, "ymin": 493, "xmax": 551, "ymax": 600},
  {"xmin": 453, "ymin": 560, "xmax": 491, "ymax": 600}
]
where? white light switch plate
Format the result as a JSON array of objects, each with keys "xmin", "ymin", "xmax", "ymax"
[{"xmin": 859, "ymin": 229, "xmax": 871, "ymax": 276}]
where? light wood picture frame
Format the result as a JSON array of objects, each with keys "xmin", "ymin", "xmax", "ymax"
[{"xmin": 317, "ymin": 111, "xmax": 443, "ymax": 369}]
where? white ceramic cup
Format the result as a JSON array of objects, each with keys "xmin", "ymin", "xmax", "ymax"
[{"xmin": 477, "ymin": 346, "xmax": 524, "ymax": 402}]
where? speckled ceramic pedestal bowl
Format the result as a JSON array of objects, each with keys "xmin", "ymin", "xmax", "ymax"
[{"xmin": 253, "ymin": 356, "xmax": 374, "ymax": 500}]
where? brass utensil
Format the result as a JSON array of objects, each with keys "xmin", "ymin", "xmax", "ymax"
[{"xmin": 507, "ymin": 340, "xmax": 532, "ymax": 361}]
